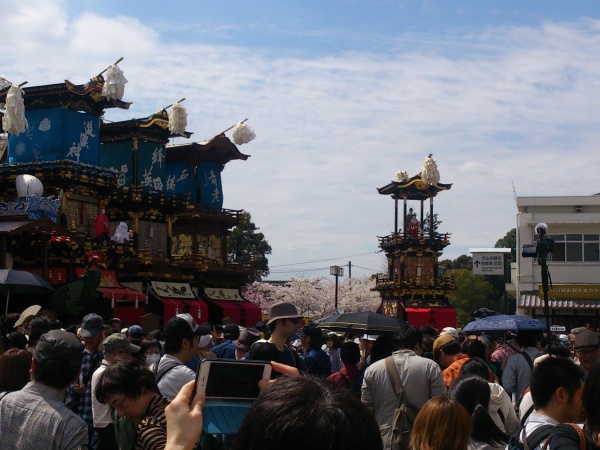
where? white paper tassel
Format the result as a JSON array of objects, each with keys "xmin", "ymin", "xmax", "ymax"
[
  {"xmin": 168, "ymin": 102, "xmax": 187, "ymax": 135},
  {"xmin": 2, "ymin": 85, "xmax": 28, "ymax": 136},
  {"xmin": 421, "ymin": 154, "xmax": 440, "ymax": 185},
  {"xmin": 232, "ymin": 121, "xmax": 256, "ymax": 145},
  {"xmin": 101, "ymin": 64, "xmax": 128, "ymax": 100},
  {"xmin": 396, "ymin": 170, "xmax": 409, "ymax": 182}
]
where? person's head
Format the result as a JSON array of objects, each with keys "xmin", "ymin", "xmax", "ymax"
[
  {"xmin": 0, "ymin": 348, "xmax": 33, "ymax": 391},
  {"xmin": 370, "ymin": 335, "xmax": 394, "ymax": 363},
  {"xmin": 433, "ymin": 334, "xmax": 460, "ymax": 367},
  {"xmin": 515, "ymin": 330, "xmax": 543, "ymax": 349},
  {"xmin": 95, "ymin": 359, "xmax": 159, "ymax": 423},
  {"xmin": 459, "ymin": 357, "xmax": 490, "ymax": 380},
  {"xmin": 461, "ymin": 338, "xmax": 487, "ymax": 361},
  {"xmin": 529, "ymin": 356, "xmax": 584, "ymax": 423},
  {"xmin": 300, "ymin": 324, "xmax": 323, "ymax": 350},
  {"xmin": 419, "ymin": 325, "xmax": 438, "ymax": 354},
  {"xmin": 31, "ymin": 330, "xmax": 84, "ymax": 389},
  {"xmin": 574, "ymin": 329, "xmax": 600, "ymax": 373},
  {"xmin": 163, "ymin": 313, "xmax": 210, "ymax": 361},
  {"xmin": 127, "ymin": 325, "xmax": 144, "ymax": 345},
  {"xmin": 392, "ymin": 325, "xmax": 422, "ymax": 352},
  {"xmin": 340, "ymin": 341, "xmax": 360, "ymax": 366},
  {"xmin": 233, "ymin": 328, "xmax": 260, "ymax": 359},
  {"xmin": 102, "ymin": 333, "xmax": 141, "ymax": 364},
  {"xmin": 2, "ymin": 331, "xmax": 27, "ymax": 350},
  {"xmin": 232, "ymin": 375, "xmax": 383, "ymax": 450},
  {"xmin": 326, "ymin": 333, "xmax": 341, "ymax": 350},
  {"xmin": 448, "ymin": 375, "xmax": 508, "ymax": 447},
  {"xmin": 28, "ymin": 316, "xmax": 51, "ymax": 348},
  {"xmin": 223, "ymin": 323, "xmax": 240, "ymax": 341},
  {"xmin": 569, "ymin": 327, "xmax": 586, "ymax": 355},
  {"xmin": 409, "ymin": 396, "xmax": 472, "ymax": 450},
  {"xmin": 139, "ymin": 338, "xmax": 162, "ymax": 367},
  {"xmin": 110, "ymin": 318, "xmax": 122, "ymax": 333},
  {"xmin": 266, "ymin": 302, "xmax": 303, "ymax": 338},
  {"xmin": 543, "ymin": 339, "xmax": 571, "ymax": 358},
  {"xmin": 247, "ymin": 342, "xmax": 280, "ymax": 364},
  {"xmin": 80, "ymin": 313, "xmax": 105, "ymax": 351}
]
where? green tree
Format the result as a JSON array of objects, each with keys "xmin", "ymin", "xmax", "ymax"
[
  {"xmin": 495, "ymin": 228, "xmax": 517, "ymax": 261},
  {"xmin": 449, "ymin": 268, "xmax": 495, "ymax": 326},
  {"xmin": 227, "ymin": 211, "xmax": 272, "ymax": 278},
  {"xmin": 422, "ymin": 212, "xmax": 442, "ymax": 233}
]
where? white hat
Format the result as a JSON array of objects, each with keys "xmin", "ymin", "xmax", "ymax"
[
  {"xmin": 198, "ymin": 334, "xmax": 212, "ymax": 348},
  {"xmin": 441, "ymin": 327, "xmax": 459, "ymax": 339}
]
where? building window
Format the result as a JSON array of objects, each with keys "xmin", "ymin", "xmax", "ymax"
[{"xmin": 539, "ymin": 233, "xmax": 600, "ymax": 263}]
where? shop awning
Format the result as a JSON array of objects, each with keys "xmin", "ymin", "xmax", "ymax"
[
  {"xmin": 206, "ymin": 299, "xmax": 262, "ymax": 327},
  {"xmin": 519, "ymin": 293, "xmax": 600, "ymax": 309},
  {"xmin": 148, "ymin": 281, "xmax": 209, "ymax": 323},
  {"xmin": 405, "ymin": 307, "xmax": 456, "ymax": 330}
]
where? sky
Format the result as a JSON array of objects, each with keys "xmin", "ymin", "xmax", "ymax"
[{"xmin": 2, "ymin": 0, "xmax": 600, "ymax": 280}]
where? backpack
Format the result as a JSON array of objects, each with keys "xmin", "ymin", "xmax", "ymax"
[
  {"xmin": 152, "ymin": 358, "xmax": 181, "ymax": 396},
  {"xmin": 507, "ymin": 424, "xmax": 554, "ymax": 450},
  {"xmin": 384, "ymin": 356, "xmax": 419, "ymax": 450}
]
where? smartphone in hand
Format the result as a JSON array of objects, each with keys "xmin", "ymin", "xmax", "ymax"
[{"xmin": 194, "ymin": 358, "xmax": 272, "ymax": 401}]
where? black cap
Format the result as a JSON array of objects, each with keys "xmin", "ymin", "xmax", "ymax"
[{"xmin": 32, "ymin": 330, "xmax": 84, "ymax": 373}]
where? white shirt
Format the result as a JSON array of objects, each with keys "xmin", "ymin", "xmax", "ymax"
[
  {"xmin": 91, "ymin": 360, "xmax": 112, "ymax": 428},
  {"xmin": 153, "ymin": 354, "xmax": 195, "ymax": 401}
]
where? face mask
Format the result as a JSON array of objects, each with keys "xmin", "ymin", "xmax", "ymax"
[{"xmin": 145, "ymin": 354, "xmax": 160, "ymax": 366}]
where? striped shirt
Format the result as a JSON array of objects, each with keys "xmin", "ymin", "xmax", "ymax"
[{"xmin": 136, "ymin": 395, "xmax": 170, "ymax": 450}]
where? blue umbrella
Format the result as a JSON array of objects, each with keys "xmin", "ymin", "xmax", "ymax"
[{"xmin": 461, "ymin": 314, "xmax": 546, "ymax": 334}]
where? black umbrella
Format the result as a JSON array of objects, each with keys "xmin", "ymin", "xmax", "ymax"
[
  {"xmin": 317, "ymin": 311, "xmax": 407, "ymax": 334},
  {"xmin": 0, "ymin": 269, "xmax": 55, "ymax": 315}
]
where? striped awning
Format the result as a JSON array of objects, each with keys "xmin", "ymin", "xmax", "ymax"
[{"xmin": 519, "ymin": 293, "xmax": 600, "ymax": 309}]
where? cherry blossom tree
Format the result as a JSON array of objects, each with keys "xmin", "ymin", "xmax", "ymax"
[{"xmin": 243, "ymin": 276, "xmax": 382, "ymax": 319}]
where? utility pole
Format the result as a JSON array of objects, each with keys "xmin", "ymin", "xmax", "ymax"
[{"xmin": 348, "ymin": 261, "xmax": 352, "ymax": 279}]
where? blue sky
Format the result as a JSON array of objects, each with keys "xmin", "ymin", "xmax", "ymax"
[{"xmin": 3, "ymin": 0, "xmax": 600, "ymax": 279}]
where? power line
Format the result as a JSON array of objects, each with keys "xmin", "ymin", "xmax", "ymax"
[{"xmin": 269, "ymin": 251, "xmax": 378, "ymax": 268}]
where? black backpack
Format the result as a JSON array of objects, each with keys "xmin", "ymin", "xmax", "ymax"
[{"xmin": 507, "ymin": 424, "xmax": 554, "ymax": 450}]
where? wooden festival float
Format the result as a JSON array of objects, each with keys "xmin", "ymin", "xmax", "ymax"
[
  {"xmin": 0, "ymin": 63, "xmax": 261, "ymax": 329},
  {"xmin": 374, "ymin": 156, "xmax": 457, "ymax": 330}
]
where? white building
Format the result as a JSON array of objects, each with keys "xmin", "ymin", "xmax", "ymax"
[{"xmin": 510, "ymin": 195, "xmax": 600, "ymax": 330}]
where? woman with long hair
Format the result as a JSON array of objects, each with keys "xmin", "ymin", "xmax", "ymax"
[
  {"xmin": 325, "ymin": 332, "xmax": 343, "ymax": 373},
  {"xmin": 410, "ymin": 396, "xmax": 472, "ymax": 450},
  {"xmin": 448, "ymin": 374, "xmax": 509, "ymax": 450}
]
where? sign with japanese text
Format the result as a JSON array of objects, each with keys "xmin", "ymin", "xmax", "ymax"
[
  {"xmin": 472, "ymin": 252, "xmax": 504, "ymax": 275},
  {"xmin": 538, "ymin": 284, "xmax": 600, "ymax": 300}
]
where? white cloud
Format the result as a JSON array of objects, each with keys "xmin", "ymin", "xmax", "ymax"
[{"xmin": 3, "ymin": 2, "xmax": 600, "ymax": 278}]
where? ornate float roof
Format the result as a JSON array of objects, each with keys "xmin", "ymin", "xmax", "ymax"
[
  {"xmin": 377, "ymin": 174, "xmax": 452, "ymax": 201},
  {"xmin": 101, "ymin": 110, "xmax": 192, "ymax": 144},
  {"xmin": 166, "ymin": 135, "xmax": 250, "ymax": 165},
  {"xmin": 0, "ymin": 76, "xmax": 131, "ymax": 116}
]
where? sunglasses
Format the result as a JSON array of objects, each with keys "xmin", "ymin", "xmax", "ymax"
[{"xmin": 289, "ymin": 318, "xmax": 302, "ymax": 324}]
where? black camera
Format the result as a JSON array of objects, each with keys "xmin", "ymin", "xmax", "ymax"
[{"xmin": 522, "ymin": 223, "xmax": 554, "ymax": 261}]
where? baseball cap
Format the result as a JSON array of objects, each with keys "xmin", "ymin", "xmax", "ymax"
[
  {"xmin": 164, "ymin": 314, "xmax": 211, "ymax": 341},
  {"xmin": 103, "ymin": 333, "xmax": 141, "ymax": 354},
  {"xmin": 32, "ymin": 330, "xmax": 84, "ymax": 373},
  {"xmin": 128, "ymin": 325, "xmax": 144, "ymax": 336},
  {"xmin": 80, "ymin": 313, "xmax": 104, "ymax": 338},
  {"xmin": 441, "ymin": 327, "xmax": 460, "ymax": 339},
  {"xmin": 433, "ymin": 333, "xmax": 456, "ymax": 355}
]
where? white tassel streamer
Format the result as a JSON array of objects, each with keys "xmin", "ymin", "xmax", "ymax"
[
  {"xmin": 396, "ymin": 170, "xmax": 409, "ymax": 182},
  {"xmin": 232, "ymin": 121, "xmax": 256, "ymax": 145},
  {"xmin": 168, "ymin": 102, "xmax": 187, "ymax": 135},
  {"xmin": 101, "ymin": 64, "xmax": 128, "ymax": 100},
  {"xmin": 421, "ymin": 154, "xmax": 440, "ymax": 186},
  {"xmin": 2, "ymin": 85, "xmax": 28, "ymax": 136}
]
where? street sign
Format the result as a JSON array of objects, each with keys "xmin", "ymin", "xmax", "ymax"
[{"xmin": 472, "ymin": 252, "xmax": 505, "ymax": 275}]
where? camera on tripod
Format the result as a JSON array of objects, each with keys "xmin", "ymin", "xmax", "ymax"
[{"xmin": 522, "ymin": 223, "xmax": 554, "ymax": 261}]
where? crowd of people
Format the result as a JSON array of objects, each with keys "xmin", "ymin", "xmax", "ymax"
[{"xmin": 0, "ymin": 303, "xmax": 599, "ymax": 450}]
